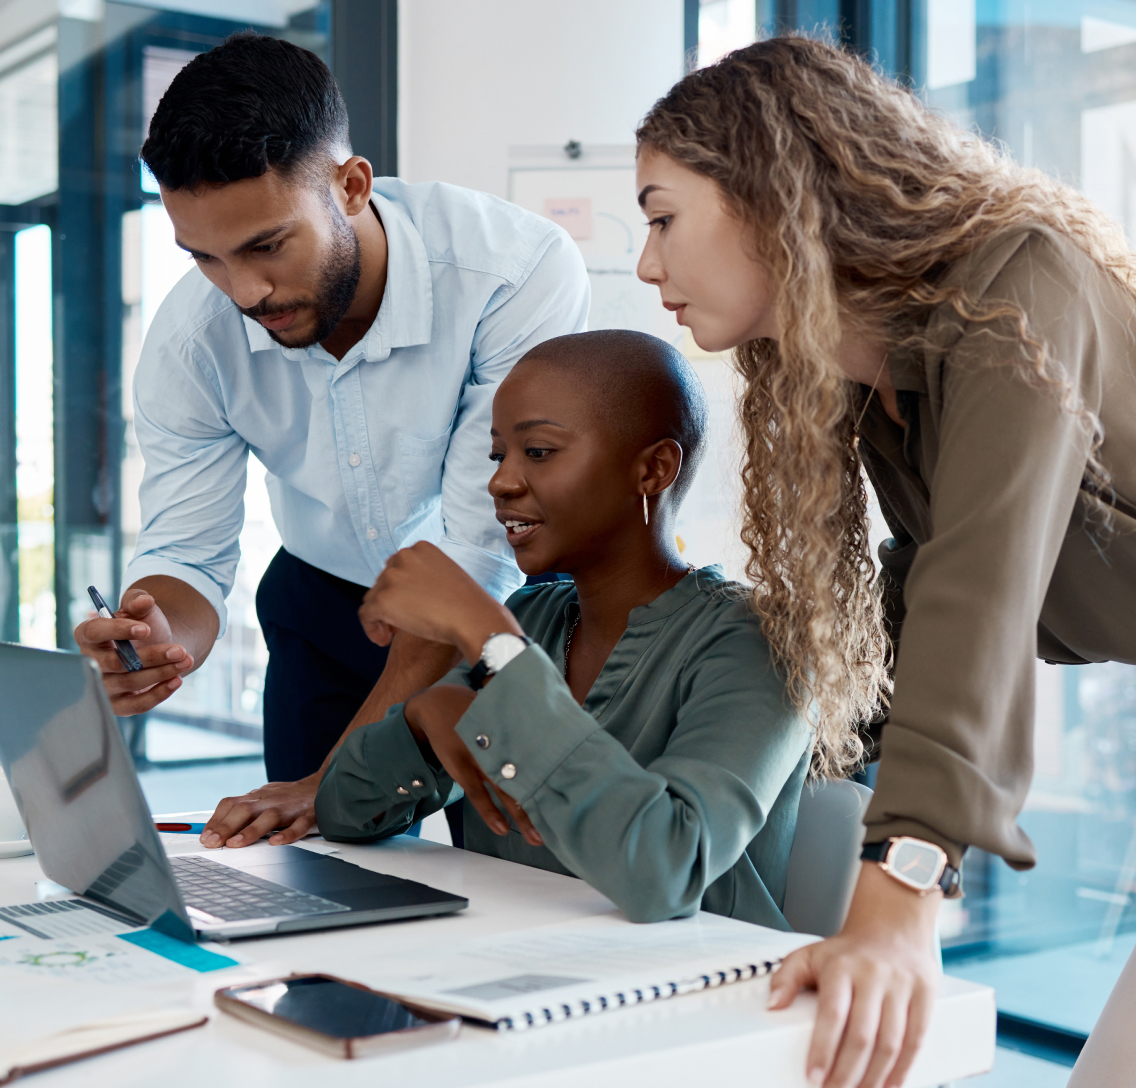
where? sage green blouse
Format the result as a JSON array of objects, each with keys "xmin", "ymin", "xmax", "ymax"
[{"xmin": 316, "ymin": 566, "xmax": 811, "ymax": 929}]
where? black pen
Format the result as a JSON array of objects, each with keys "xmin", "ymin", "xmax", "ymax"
[{"xmin": 87, "ymin": 585, "xmax": 144, "ymax": 672}]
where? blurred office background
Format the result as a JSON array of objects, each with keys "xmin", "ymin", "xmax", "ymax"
[{"xmin": 2, "ymin": 0, "xmax": 1136, "ymax": 1081}]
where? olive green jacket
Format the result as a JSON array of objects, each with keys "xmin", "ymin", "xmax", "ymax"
[
  {"xmin": 316, "ymin": 566, "xmax": 811, "ymax": 929},
  {"xmin": 859, "ymin": 226, "xmax": 1136, "ymax": 870}
]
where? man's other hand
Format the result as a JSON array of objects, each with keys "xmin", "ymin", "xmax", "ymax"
[
  {"xmin": 200, "ymin": 775, "xmax": 320, "ymax": 848},
  {"xmin": 74, "ymin": 587, "xmax": 194, "ymax": 716}
]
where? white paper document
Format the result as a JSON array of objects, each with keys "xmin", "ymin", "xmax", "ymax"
[
  {"xmin": 0, "ymin": 899, "xmax": 128, "ymax": 940},
  {"xmin": 357, "ymin": 912, "xmax": 817, "ymax": 1031}
]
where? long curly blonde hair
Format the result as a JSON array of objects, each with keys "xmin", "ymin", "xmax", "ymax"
[{"xmin": 637, "ymin": 35, "xmax": 1131, "ymax": 777}]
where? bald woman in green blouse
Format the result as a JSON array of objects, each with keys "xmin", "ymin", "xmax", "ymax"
[{"xmin": 315, "ymin": 330, "xmax": 814, "ymax": 929}]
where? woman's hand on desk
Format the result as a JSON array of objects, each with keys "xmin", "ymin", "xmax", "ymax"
[
  {"xmin": 405, "ymin": 686, "xmax": 543, "ymax": 847},
  {"xmin": 767, "ymin": 862, "xmax": 941, "ymax": 1088},
  {"xmin": 359, "ymin": 543, "xmax": 525, "ymax": 662}
]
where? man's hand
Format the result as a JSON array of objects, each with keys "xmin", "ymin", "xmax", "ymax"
[
  {"xmin": 201, "ymin": 631, "xmax": 460, "ymax": 849},
  {"xmin": 404, "ymin": 685, "xmax": 543, "ymax": 847},
  {"xmin": 767, "ymin": 862, "xmax": 942, "ymax": 1088},
  {"xmin": 359, "ymin": 542, "xmax": 523, "ymax": 662},
  {"xmin": 74, "ymin": 587, "xmax": 195, "ymax": 715},
  {"xmin": 200, "ymin": 776, "xmax": 320, "ymax": 848}
]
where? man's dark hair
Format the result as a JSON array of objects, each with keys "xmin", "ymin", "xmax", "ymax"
[
  {"xmin": 516, "ymin": 330, "xmax": 710, "ymax": 504},
  {"xmin": 141, "ymin": 32, "xmax": 350, "ymax": 191}
]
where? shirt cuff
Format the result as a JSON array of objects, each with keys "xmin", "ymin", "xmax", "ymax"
[
  {"xmin": 121, "ymin": 556, "xmax": 229, "ymax": 637},
  {"xmin": 345, "ymin": 707, "xmax": 448, "ymax": 805},
  {"xmin": 316, "ymin": 706, "xmax": 451, "ymax": 840},
  {"xmin": 454, "ymin": 645, "xmax": 596, "ymax": 804},
  {"xmin": 436, "ymin": 538, "xmax": 524, "ymax": 603}
]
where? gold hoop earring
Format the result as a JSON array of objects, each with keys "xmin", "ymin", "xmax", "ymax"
[{"xmin": 643, "ymin": 493, "xmax": 649, "ymax": 526}]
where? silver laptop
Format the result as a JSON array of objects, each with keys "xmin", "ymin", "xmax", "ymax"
[{"xmin": 0, "ymin": 642, "xmax": 467, "ymax": 941}]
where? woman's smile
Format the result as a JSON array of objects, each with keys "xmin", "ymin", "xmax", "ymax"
[{"xmin": 496, "ymin": 510, "xmax": 543, "ymax": 545}]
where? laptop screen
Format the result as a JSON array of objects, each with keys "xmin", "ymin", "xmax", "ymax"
[{"xmin": 0, "ymin": 643, "xmax": 195, "ymax": 941}]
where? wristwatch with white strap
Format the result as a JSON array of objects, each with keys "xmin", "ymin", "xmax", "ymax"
[
  {"xmin": 861, "ymin": 836, "xmax": 961, "ymax": 897},
  {"xmin": 465, "ymin": 632, "xmax": 533, "ymax": 691}
]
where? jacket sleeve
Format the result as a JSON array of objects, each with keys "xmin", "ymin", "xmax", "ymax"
[
  {"xmin": 864, "ymin": 232, "xmax": 1102, "ymax": 869},
  {"xmin": 453, "ymin": 633, "xmax": 809, "ymax": 924}
]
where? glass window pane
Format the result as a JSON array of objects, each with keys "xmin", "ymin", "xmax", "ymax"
[
  {"xmin": 14, "ymin": 223, "xmax": 54, "ymax": 649},
  {"xmin": 698, "ymin": 0, "xmax": 758, "ymax": 68},
  {"xmin": 0, "ymin": 27, "xmax": 58, "ymax": 205}
]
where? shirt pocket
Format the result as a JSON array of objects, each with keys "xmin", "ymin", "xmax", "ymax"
[{"xmin": 397, "ymin": 426, "xmax": 453, "ymax": 517}]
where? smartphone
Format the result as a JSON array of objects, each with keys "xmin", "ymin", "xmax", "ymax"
[
  {"xmin": 86, "ymin": 586, "xmax": 143, "ymax": 673},
  {"xmin": 215, "ymin": 974, "xmax": 461, "ymax": 1059}
]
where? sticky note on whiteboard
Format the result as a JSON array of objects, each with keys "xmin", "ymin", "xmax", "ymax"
[{"xmin": 543, "ymin": 197, "xmax": 593, "ymax": 240}]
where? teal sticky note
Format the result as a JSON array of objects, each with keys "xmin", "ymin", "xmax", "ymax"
[{"xmin": 117, "ymin": 928, "xmax": 239, "ymax": 972}]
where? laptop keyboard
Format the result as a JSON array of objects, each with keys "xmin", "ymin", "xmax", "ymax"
[{"xmin": 170, "ymin": 854, "xmax": 348, "ymax": 923}]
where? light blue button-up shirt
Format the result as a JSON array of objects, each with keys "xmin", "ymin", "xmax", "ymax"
[{"xmin": 124, "ymin": 178, "xmax": 590, "ymax": 633}]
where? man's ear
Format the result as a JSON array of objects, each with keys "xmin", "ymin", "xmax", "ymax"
[
  {"xmin": 337, "ymin": 155, "xmax": 374, "ymax": 216},
  {"xmin": 636, "ymin": 439, "xmax": 683, "ymax": 497}
]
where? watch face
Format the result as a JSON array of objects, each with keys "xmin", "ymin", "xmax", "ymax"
[
  {"xmin": 482, "ymin": 633, "xmax": 528, "ymax": 673},
  {"xmin": 887, "ymin": 838, "xmax": 946, "ymax": 891}
]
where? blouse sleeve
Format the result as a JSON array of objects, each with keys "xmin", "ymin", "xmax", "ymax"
[
  {"xmin": 864, "ymin": 232, "xmax": 1104, "ymax": 869},
  {"xmin": 453, "ymin": 632, "xmax": 809, "ymax": 924}
]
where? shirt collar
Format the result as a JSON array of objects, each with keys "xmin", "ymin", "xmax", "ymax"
[
  {"xmin": 561, "ymin": 564, "xmax": 727, "ymax": 629},
  {"xmin": 241, "ymin": 195, "xmax": 434, "ymax": 361}
]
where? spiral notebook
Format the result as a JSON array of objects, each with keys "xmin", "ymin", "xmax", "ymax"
[{"xmin": 359, "ymin": 913, "xmax": 818, "ymax": 1033}]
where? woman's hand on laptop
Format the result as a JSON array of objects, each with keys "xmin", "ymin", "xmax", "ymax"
[
  {"xmin": 74, "ymin": 587, "xmax": 196, "ymax": 715},
  {"xmin": 404, "ymin": 686, "xmax": 543, "ymax": 847},
  {"xmin": 360, "ymin": 543, "xmax": 525, "ymax": 664}
]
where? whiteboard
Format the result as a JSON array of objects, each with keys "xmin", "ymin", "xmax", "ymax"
[
  {"xmin": 507, "ymin": 145, "xmax": 748, "ymax": 581},
  {"xmin": 508, "ymin": 146, "xmax": 681, "ymax": 346}
]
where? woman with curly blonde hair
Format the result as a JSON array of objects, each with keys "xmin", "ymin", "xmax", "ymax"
[{"xmin": 635, "ymin": 34, "xmax": 1136, "ymax": 1088}]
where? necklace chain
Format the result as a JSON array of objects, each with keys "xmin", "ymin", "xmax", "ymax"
[
  {"xmin": 851, "ymin": 357, "xmax": 888, "ymax": 451},
  {"xmin": 563, "ymin": 564, "xmax": 696, "ymax": 680}
]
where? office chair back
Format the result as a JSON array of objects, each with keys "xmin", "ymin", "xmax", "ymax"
[{"xmin": 783, "ymin": 778, "xmax": 873, "ymax": 937}]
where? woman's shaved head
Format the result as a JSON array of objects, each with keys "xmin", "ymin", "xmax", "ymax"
[{"xmin": 508, "ymin": 330, "xmax": 708, "ymax": 502}]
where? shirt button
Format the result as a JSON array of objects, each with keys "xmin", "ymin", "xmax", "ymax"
[
  {"xmin": 366, "ymin": 527, "xmax": 378, "ymax": 540},
  {"xmin": 396, "ymin": 786, "xmax": 409, "ymax": 795},
  {"xmin": 500, "ymin": 763, "xmax": 517, "ymax": 780},
  {"xmin": 410, "ymin": 778, "xmax": 424, "ymax": 788},
  {"xmin": 475, "ymin": 734, "xmax": 490, "ymax": 750},
  {"xmin": 348, "ymin": 452, "xmax": 362, "ymax": 467}
]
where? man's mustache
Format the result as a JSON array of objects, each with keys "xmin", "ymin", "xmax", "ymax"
[{"xmin": 238, "ymin": 298, "xmax": 309, "ymax": 320}]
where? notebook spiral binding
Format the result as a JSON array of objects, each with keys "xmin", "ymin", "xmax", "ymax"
[{"xmin": 493, "ymin": 957, "xmax": 783, "ymax": 1033}]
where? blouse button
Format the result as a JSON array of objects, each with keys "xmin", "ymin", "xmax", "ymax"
[
  {"xmin": 475, "ymin": 734, "xmax": 490, "ymax": 749},
  {"xmin": 366, "ymin": 527, "xmax": 378, "ymax": 540},
  {"xmin": 411, "ymin": 778, "xmax": 424, "ymax": 788},
  {"xmin": 500, "ymin": 763, "xmax": 517, "ymax": 780},
  {"xmin": 395, "ymin": 786, "xmax": 409, "ymax": 795},
  {"xmin": 348, "ymin": 452, "xmax": 362, "ymax": 467}
]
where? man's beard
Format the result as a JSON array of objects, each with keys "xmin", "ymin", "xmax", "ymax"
[{"xmin": 240, "ymin": 203, "xmax": 362, "ymax": 349}]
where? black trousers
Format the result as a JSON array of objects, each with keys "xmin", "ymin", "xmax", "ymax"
[
  {"xmin": 256, "ymin": 548, "xmax": 464, "ymax": 845},
  {"xmin": 257, "ymin": 548, "xmax": 390, "ymax": 783}
]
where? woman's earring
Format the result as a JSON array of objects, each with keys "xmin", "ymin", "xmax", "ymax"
[{"xmin": 643, "ymin": 493, "xmax": 649, "ymax": 526}]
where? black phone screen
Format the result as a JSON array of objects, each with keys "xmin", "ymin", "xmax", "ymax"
[{"xmin": 228, "ymin": 977, "xmax": 433, "ymax": 1038}]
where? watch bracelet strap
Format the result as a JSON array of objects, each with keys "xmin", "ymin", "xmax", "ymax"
[
  {"xmin": 465, "ymin": 659, "xmax": 492, "ymax": 691},
  {"xmin": 861, "ymin": 839, "xmax": 961, "ymax": 896}
]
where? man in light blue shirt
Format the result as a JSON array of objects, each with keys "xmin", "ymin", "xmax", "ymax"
[{"xmin": 74, "ymin": 34, "xmax": 588, "ymax": 848}]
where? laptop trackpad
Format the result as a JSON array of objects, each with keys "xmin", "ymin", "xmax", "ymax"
[{"xmin": 208, "ymin": 844, "xmax": 403, "ymax": 894}]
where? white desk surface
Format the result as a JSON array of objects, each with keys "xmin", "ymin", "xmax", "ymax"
[{"xmin": 0, "ymin": 823, "xmax": 995, "ymax": 1087}]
